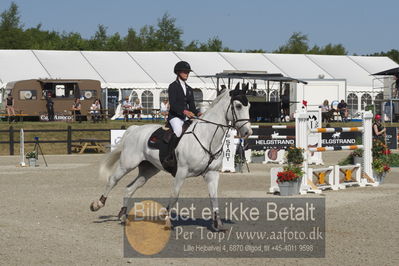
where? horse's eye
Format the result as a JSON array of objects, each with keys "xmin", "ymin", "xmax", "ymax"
[{"xmin": 236, "ymin": 103, "xmax": 242, "ymax": 110}]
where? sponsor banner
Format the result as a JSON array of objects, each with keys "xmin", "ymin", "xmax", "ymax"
[
  {"xmin": 39, "ymin": 113, "xmax": 73, "ymax": 121},
  {"xmin": 321, "ymin": 132, "xmax": 360, "ymax": 147},
  {"xmin": 386, "ymin": 127, "xmax": 398, "ymax": 150},
  {"xmin": 246, "ymin": 138, "xmax": 295, "ymax": 151},
  {"xmin": 123, "ymin": 198, "xmax": 325, "ymax": 258}
]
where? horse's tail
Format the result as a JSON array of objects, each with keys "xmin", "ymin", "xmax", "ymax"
[{"xmin": 99, "ymin": 127, "xmax": 132, "ymax": 181}]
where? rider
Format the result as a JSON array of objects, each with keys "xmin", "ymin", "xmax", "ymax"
[
  {"xmin": 163, "ymin": 61, "xmax": 201, "ymax": 169},
  {"xmin": 168, "ymin": 61, "xmax": 200, "ymax": 137}
]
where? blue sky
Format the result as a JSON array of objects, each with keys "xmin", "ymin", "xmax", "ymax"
[{"xmin": 0, "ymin": 0, "xmax": 397, "ymax": 54}]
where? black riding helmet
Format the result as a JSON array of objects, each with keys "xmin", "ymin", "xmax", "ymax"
[{"xmin": 174, "ymin": 61, "xmax": 192, "ymax": 74}]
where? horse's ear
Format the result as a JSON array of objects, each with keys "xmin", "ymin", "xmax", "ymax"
[{"xmin": 234, "ymin": 82, "xmax": 240, "ymax": 91}]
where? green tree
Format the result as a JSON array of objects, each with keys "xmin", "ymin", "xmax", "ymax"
[
  {"xmin": 155, "ymin": 13, "xmax": 183, "ymax": 50},
  {"xmin": 0, "ymin": 1, "xmax": 22, "ymax": 30},
  {"xmin": 89, "ymin": 24, "xmax": 108, "ymax": 50},
  {"xmin": 106, "ymin": 32, "xmax": 123, "ymax": 51},
  {"xmin": 0, "ymin": 2, "xmax": 27, "ymax": 48},
  {"xmin": 275, "ymin": 32, "xmax": 309, "ymax": 54},
  {"xmin": 123, "ymin": 28, "xmax": 141, "ymax": 50}
]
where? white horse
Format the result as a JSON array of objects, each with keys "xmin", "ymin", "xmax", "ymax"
[{"xmin": 90, "ymin": 85, "xmax": 252, "ymax": 231}]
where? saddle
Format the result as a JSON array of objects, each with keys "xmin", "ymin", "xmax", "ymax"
[{"xmin": 147, "ymin": 120, "xmax": 192, "ymax": 176}]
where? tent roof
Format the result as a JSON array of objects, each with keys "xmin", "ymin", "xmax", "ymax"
[
  {"xmin": 219, "ymin": 52, "xmax": 285, "ymax": 75},
  {"xmin": 264, "ymin": 53, "xmax": 333, "ymax": 79},
  {"xmin": 32, "ymin": 50, "xmax": 104, "ymax": 81},
  {"xmin": 0, "ymin": 50, "xmax": 50, "ymax": 82},
  {"xmin": 349, "ymin": 56, "xmax": 399, "ymax": 75},
  {"xmin": 129, "ymin": 51, "xmax": 205, "ymax": 88},
  {"xmin": 0, "ymin": 50, "xmax": 397, "ymax": 89},
  {"xmin": 306, "ymin": 54, "xmax": 380, "ymax": 87},
  {"xmin": 81, "ymin": 51, "xmax": 156, "ymax": 88}
]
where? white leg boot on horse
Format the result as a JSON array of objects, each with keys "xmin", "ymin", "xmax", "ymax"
[
  {"xmin": 90, "ymin": 164, "xmax": 133, "ymax": 212},
  {"xmin": 118, "ymin": 161, "xmax": 160, "ymax": 223}
]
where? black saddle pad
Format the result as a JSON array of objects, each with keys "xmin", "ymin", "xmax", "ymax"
[{"xmin": 147, "ymin": 121, "xmax": 193, "ymax": 176}]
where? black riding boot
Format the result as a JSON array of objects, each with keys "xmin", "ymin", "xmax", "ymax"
[{"xmin": 162, "ymin": 134, "xmax": 179, "ymax": 176}]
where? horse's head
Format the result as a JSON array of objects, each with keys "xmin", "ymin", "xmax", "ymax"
[{"xmin": 227, "ymin": 83, "xmax": 253, "ymax": 139}]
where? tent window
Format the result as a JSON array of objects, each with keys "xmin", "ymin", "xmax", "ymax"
[
  {"xmin": 347, "ymin": 93, "xmax": 358, "ymax": 115},
  {"xmin": 270, "ymin": 90, "xmax": 279, "ymax": 102},
  {"xmin": 141, "ymin": 90, "xmax": 153, "ymax": 114},
  {"xmin": 129, "ymin": 91, "xmax": 138, "ymax": 102},
  {"xmin": 256, "ymin": 90, "xmax": 266, "ymax": 97},
  {"xmin": 160, "ymin": 90, "xmax": 168, "ymax": 104},
  {"xmin": 361, "ymin": 93, "xmax": 372, "ymax": 110},
  {"xmin": 193, "ymin": 89, "xmax": 203, "ymax": 105}
]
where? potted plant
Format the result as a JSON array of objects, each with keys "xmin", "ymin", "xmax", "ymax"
[
  {"xmin": 25, "ymin": 151, "xmax": 38, "ymax": 167},
  {"xmin": 234, "ymin": 154, "xmax": 245, "ymax": 173},
  {"xmin": 351, "ymin": 148, "xmax": 363, "ymax": 165},
  {"xmin": 251, "ymin": 150, "xmax": 265, "ymax": 164},
  {"xmin": 277, "ymin": 147, "xmax": 304, "ymax": 196},
  {"xmin": 372, "ymin": 158, "xmax": 390, "ymax": 184}
]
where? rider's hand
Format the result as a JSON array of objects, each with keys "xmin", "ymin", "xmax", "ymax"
[
  {"xmin": 183, "ymin": 110, "xmax": 195, "ymax": 118},
  {"xmin": 197, "ymin": 112, "xmax": 203, "ymax": 117}
]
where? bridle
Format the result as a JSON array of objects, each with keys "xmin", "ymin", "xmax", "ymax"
[{"xmin": 183, "ymin": 96, "xmax": 250, "ymax": 176}]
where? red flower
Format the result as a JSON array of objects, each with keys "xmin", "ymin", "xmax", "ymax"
[
  {"xmin": 383, "ymin": 165, "xmax": 390, "ymax": 172},
  {"xmin": 277, "ymin": 170, "xmax": 299, "ymax": 183}
]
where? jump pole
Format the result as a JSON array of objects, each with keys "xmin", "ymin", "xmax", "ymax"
[{"xmin": 19, "ymin": 128, "xmax": 25, "ymax": 167}]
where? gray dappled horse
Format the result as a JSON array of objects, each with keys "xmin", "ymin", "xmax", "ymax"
[{"xmin": 90, "ymin": 84, "xmax": 252, "ymax": 231}]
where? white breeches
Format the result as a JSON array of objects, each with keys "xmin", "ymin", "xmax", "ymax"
[{"xmin": 170, "ymin": 117, "xmax": 185, "ymax": 137}]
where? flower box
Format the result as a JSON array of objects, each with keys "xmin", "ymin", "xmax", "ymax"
[
  {"xmin": 278, "ymin": 179, "xmax": 301, "ymax": 196},
  {"xmin": 251, "ymin": 155, "xmax": 265, "ymax": 164}
]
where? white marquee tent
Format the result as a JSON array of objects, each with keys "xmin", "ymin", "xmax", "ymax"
[{"xmin": 0, "ymin": 49, "xmax": 397, "ymax": 115}]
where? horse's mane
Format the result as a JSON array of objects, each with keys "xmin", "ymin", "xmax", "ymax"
[{"xmin": 203, "ymin": 89, "xmax": 229, "ymax": 114}]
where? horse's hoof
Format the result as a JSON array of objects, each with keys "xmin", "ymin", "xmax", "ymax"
[
  {"xmin": 118, "ymin": 207, "xmax": 128, "ymax": 222},
  {"xmin": 90, "ymin": 200, "xmax": 103, "ymax": 212},
  {"xmin": 164, "ymin": 216, "xmax": 172, "ymax": 230}
]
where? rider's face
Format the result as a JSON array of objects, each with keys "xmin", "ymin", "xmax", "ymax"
[{"xmin": 178, "ymin": 71, "xmax": 189, "ymax": 81}]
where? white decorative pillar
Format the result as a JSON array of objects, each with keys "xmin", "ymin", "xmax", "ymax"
[
  {"xmin": 295, "ymin": 110, "xmax": 309, "ymax": 193},
  {"xmin": 362, "ymin": 111, "xmax": 373, "ymax": 182}
]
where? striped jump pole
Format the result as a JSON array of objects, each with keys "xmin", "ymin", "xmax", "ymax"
[
  {"xmin": 310, "ymin": 127, "xmax": 364, "ymax": 133},
  {"xmin": 247, "ymin": 135, "xmax": 295, "ymax": 140},
  {"xmin": 308, "ymin": 145, "xmax": 363, "ymax": 152},
  {"xmin": 251, "ymin": 125, "xmax": 296, "ymax": 129}
]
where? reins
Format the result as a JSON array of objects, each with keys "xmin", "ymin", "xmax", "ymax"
[{"xmin": 183, "ymin": 99, "xmax": 250, "ymax": 176}]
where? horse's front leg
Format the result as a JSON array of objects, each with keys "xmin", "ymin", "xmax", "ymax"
[{"xmin": 204, "ymin": 170, "xmax": 225, "ymax": 232}]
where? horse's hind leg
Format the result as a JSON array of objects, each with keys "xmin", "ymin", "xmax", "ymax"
[
  {"xmin": 118, "ymin": 161, "xmax": 160, "ymax": 222},
  {"xmin": 90, "ymin": 163, "xmax": 134, "ymax": 212}
]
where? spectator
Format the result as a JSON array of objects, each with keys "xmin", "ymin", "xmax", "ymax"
[
  {"xmin": 281, "ymin": 89, "xmax": 290, "ymax": 122},
  {"xmin": 373, "ymin": 114, "xmax": 386, "ymax": 142},
  {"xmin": 5, "ymin": 94, "xmax": 16, "ymax": 122},
  {"xmin": 393, "ymin": 74, "xmax": 399, "ymax": 98},
  {"xmin": 132, "ymin": 98, "xmax": 143, "ymax": 120},
  {"xmin": 337, "ymin": 99, "xmax": 348, "ymax": 122},
  {"xmin": 321, "ymin": 99, "xmax": 331, "ymax": 122},
  {"xmin": 72, "ymin": 98, "xmax": 82, "ymax": 123},
  {"xmin": 90, "ymin": 99, "xmax": 101, "ymax": 123},
  {"xmin": 46, "ymin": 92, "xmax": 55, "ymax": 121},
  {"xmin": 160, "ymin": 98, "xmax": 169, "ymax": 121},
  {"xmin": 122, "ymin": 96, "xmax": 133, "ymax": 122}
]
